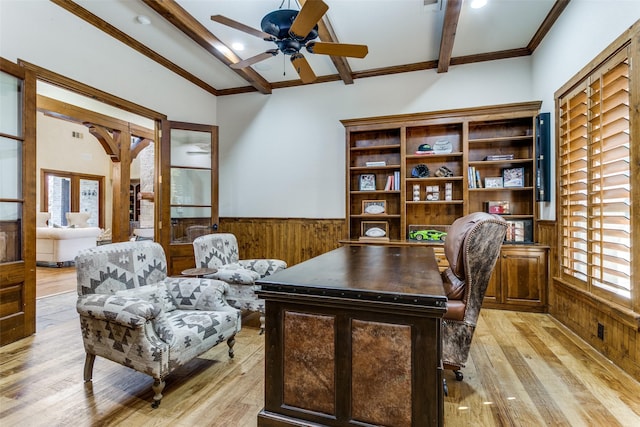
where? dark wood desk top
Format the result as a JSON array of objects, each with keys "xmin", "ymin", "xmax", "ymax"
[{"xmin": 258, "ymin": 245, "xmax": 446, "ymax": 309}]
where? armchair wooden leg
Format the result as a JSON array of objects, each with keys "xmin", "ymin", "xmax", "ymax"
[
  {"xmin": 227, "ymin": 335, "xmax": 236, "ymax": 359},
  {"xmin": 151, "ymin": 379, "xmax": 165, "ymax": 408},
  {"xmin": 83, "ymin": 353, "xmax": 96, "ymax": 382}
]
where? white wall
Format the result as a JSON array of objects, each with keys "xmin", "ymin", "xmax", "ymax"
[
  {"xmin": 218, "ymin": 57, "xmax": 533, "ymax": 218},
  {"xmin": 531, "ymin": 1, "xmax": 640, "ymax": 219}
]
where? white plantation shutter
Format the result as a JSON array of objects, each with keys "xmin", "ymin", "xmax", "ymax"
[{"xmin": 558, "ymin": 47, "xmax": 632, "ymax": 306}]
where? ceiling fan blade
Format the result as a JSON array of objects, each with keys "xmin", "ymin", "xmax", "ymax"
[
  {"xmin": 230, "ymin": 50, "xmax": 279, "ymax": 69},
  {"xmin": 291, "ymin": 53, "xmax": 317, "ymax": 84},
  {"xmin": 289, "ymin": 0, "xmax": 329, "ymax": 39},
  {"xmin": 306, "ymin": 42, "xmax": 369, "ymax": 58},
  {"xmin": 211, "ymin": 15, "xmax": 275, "ymax": 40}
]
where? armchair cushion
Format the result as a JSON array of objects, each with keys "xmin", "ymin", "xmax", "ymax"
[
  {"xmin": 116, "ymin": 282, "xmax": 177, "ymax": 312},
  {"xmin": 76, "ymin": 293, "xmax": 162, "ymax": 327},
  {"xmin": 239, "ymin": 259, "xmax": 288, "ymax": 278},
  {"xmin": 210, "ymin": 264, "xmax": 260, "ymax": 285}
]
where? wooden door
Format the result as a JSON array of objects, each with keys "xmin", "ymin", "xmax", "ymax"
[
  {"xmin": 0, "ymin": 59, "xmax": 37, "ymax": 345},
  {"xmin": 159, "ymin": 121, "xmax": 219, "ymax": 275},
  {"xmin": 501, "ymin": 246, "xmax": 548, "ymax": 309}
]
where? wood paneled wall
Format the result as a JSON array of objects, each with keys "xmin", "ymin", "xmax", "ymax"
[
  {"xmin": 219, "ymin": 218, "xmax": 345, "ymax": 267},
  {"xmin": 538, "ymin": 220, "xmax": 640, "ymax": 382}
]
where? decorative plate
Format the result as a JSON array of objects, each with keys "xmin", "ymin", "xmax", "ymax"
[
  {"xmin": 365, "ymin": 227, "xmax": 386, "ymax": 237},
  {"xmin": 364, "ymin": 204, "xmax": 385, "ymax": 214}
]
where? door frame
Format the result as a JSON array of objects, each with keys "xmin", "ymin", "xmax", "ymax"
[
  {"xmin": 160, "ymin": 120, "xmax": 219, "ymax": 275},
  {"xmin": 0, "ymin": 58, "xmax": 37, "ymax": 345}
]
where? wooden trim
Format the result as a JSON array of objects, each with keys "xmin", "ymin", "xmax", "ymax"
[
  {"xmin": 340, "ymin": 101, "xmax": 542, "ymax": 127},
  {"xmin": 40, "ymin": 169, "xmax": 106, "ymax": 229},
  {"xmin": 555, "ymin": 20, "xmax": 639, "ymax": 99},
  {"xmin": 21, "ymin": 61, "xmax": 166, "ymax": 121}
]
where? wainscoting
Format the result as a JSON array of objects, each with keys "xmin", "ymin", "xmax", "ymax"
[
  {"xmin": 219, "ymin": 217, "xmax": 345, "ymax": 267},
  {"xmin": 538, "ymin": 220, "xmax": 640, "ymax": 382}
]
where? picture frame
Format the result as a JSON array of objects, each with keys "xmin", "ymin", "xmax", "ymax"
[
  {"xmin": 484, "ymin": 176, "xmax": 503, "ymax": 188},
  {"xmin": 502, "ymin": 167, "xmax": 525, "ymax": 188},
  {"xmin": 360, "ymin": 221, "xmax": 389, "ymax": 241},
  {"xmin": 504, "ymin": 219, "xmax": 533, "ymax": 243},
  {"xmin": 362, "ymin": 200, "xmax": 386, "ymax": 215},
  {"xmin": 359, "ymin": 174, "xmax": 376, "ymax": 191},
  {"xmin": 486, "ymin": 200, "xmax": 511, "ymax": 215}
]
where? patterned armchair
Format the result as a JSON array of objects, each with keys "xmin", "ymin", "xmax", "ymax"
[
  {"xmin": 192, "ymin": 233, "xmax": 287, "ymax": 333},
  {"xmin": 75, "ymin": 241, "xmax": 241, "ymax": 408},
  {"xmin": 441, "ymin": 212, "xmax": 507, "ymax": 381}
]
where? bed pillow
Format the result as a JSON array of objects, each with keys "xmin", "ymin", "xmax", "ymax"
[
  {"xmin": 66, "ymin": 212, "xmax": 91, "ymax": 228},
  {"xmin": 36, "ymin": 212, "xmax": 50, "ymax": 228}
]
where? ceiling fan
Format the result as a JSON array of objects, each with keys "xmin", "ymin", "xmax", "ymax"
[{"xmin": 211, "ymin": 0, "xmax": 368, "ymax": 83}]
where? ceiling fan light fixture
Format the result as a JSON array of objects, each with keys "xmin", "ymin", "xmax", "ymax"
[
  {"xmin": 135, "ymin": 15, "xmax": 151, "ymax": 25},
  {"xmin": 470, "ymin": 0, "xmax": 488, "ymax": 9}
]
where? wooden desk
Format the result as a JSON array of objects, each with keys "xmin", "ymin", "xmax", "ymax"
[{"xmin": 257, "ymin": 245, "xmax": 446, "ymax": 427}]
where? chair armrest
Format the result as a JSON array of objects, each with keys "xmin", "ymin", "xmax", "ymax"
[
  {"xmin": 76, "ymin": 294, "xmax": 162, "ymax": 328},
  {"xmin": 209, "ymin": 264, "xmax": 260, "ymax": 284},
  {"xmin": 239, "ymin": 259, "xmax": 287, "ymax": 278},
  {"xmin": 164, "ymin": 277, "xmax": 240, "ymax": 314}
]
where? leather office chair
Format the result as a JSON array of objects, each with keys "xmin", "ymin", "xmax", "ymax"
[{"xmin": 441, "ymin": 212, "xmax": 507, "ymax": 381}]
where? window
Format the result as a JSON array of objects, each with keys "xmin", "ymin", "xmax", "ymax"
[
  {"xmin": 556, "ymin": 29, "xmax": 638, "ymax": 310},
  {"xmin": 41, "ymin": 170, "xmax": 104, "ymax": 228}
]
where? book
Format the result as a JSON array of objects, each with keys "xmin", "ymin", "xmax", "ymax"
[
  {"xmin": 384, "ymin": 175, "xmax": 393, "ymax": 191},
  {"xmin": 475, "ymin": 169, "xmax": 483, "ymax": 188},
  {"xmin": 394, "ymin": 170, "xmax": 400, "ymax": 190},
  {"xmin": 366, "ymin": 161, "xmax": 386, "ymax": 167},
  {"xmin": 484, "ymin": 154, "xmax": 515, "ymax": 161}
]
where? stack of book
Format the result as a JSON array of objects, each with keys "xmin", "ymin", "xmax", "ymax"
[
  {"xmin": 384, "ymin": 170, "xmax": 401, "ymax": 191},
  {"xmin": 467, "ymin": 167, "xmax": 483, "ymax": 188}
]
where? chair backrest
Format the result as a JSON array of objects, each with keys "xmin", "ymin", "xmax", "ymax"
[
  {"xmin": 442, "ymin": 212, "xmax": 507, "ymax": 322},
  {"xmin": 75, "ymin": 240, "xmax": 168, "ymax": 296},
  {"xmin": 192, "ymin": 233, "xmax": 240, "ymax": 269}
]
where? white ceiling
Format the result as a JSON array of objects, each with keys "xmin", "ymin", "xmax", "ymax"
[{"xmin": 71, "ymin": 0, "xmax": 559, "ymax": 93}]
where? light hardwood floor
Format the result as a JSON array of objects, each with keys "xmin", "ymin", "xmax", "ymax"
[{"xmin": 1, "ymin": 268, "xmax": 639, "ymax": 426}]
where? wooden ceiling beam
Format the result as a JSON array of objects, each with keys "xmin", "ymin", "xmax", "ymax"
[
  {"xmin": 528, "ymin": 0, "xmax": 571, "ymax": 52},
  {"xmin": 437, "ymin": 0, "xmax": 463, "ymax": 73},
  {"xmin": 300, "ymin": 0, "xmax": 354, "ymax": 85},
  {"xmin": 141, "ymin": 0, "xmax": 272, "ymax": 95}
]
